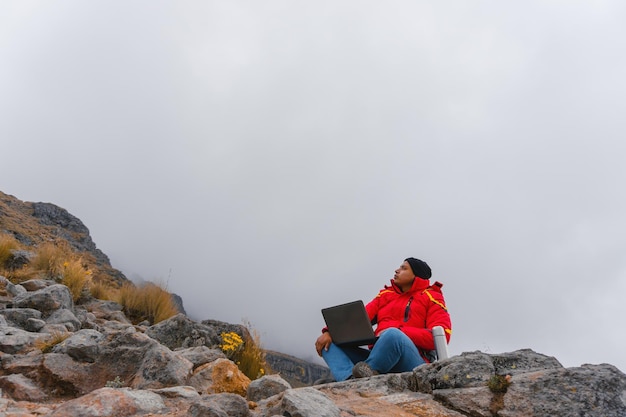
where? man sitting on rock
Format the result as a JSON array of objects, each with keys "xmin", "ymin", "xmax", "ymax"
[{"xmin": 315, "ymin": 258, "xmax": 452, "ymax": 381}]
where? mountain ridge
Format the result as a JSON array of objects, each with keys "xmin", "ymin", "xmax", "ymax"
[{"xmin": 0, "ymin": 190, "xmax": 327, "ymax": 385}]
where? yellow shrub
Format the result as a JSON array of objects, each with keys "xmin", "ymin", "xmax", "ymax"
[
  {"xmin": 0, "ymin": 233, "xmax": 19, "ymax": 267},
  {"xmin": 219, "ymin": 321, "xmax": 268, "ymax": 380},
  {"xmin": 61, "ymin": 259, "xmax": 91, "ymax": 302},
  {"xmin": 30, "ymin": 242, "xmax": 70, "ymax": 279},
  {"xmin": 89, "ymin": 280, "xmax": 114, "ymax": 300},
  {"xmin": 220, "ymin": 332, "xmax": 244, "ymax": 356},
  {"xmin": 115, "ymin": 282, "xmax": 179, "ymax": 325}
]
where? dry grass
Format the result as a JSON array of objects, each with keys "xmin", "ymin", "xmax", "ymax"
[
  {"xmin": 115, "ymin": 282, "xmax": 179, "ymax": 325},
  {"xmin": 33, "ymin": 331, "xmax": 70, "ymax": 353},
  {"xmin": 0, "ymin": 233, "xmax": 19, "ymax": 267},
  {"xmin": 220, "ymin": 320, "xmax": 268, "ymax": 380},
  {"xmin": 61, "ymin": 259, "xmax": 92, "ymax": 302},
  {"xmin": 89, "ymin": 280, "xmax": 115, "ymax": 300},
  {"xmin": 30, "ymin": 242, "xmax": 70, "ymax": 279}
]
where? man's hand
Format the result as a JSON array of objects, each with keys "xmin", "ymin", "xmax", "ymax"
[{"xmin": 315, "ymin": 332, "xmax": 332, "ymax": 356}]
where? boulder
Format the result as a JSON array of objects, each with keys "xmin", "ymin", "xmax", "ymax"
[
  {"xmin": 19, "ymin": 278, "xmax": 55, "ymax": 292},
  {"xmin": 0, "ymin": 326, "xmax": 45, "ymax": 354},
  {"xmin": 189, "ymin": 393, "xmax": 251, "ymax": 417},
  {"xmin": 46, "ymin": 387, "xmax": 166, "ymax": 417},
  {"xmin": 146, "ymin": 313, "xmax": 220, "ymax": 350},
  {"xmin": 247, "ymin": 374, "xmax": 292, "ymax": 402},
  {"xmin": 188, "ymin": 357, "xmax": 251, "ymax": 396},
  {"xmin": 0, "ymin": 373, "xmax": 48, "ymax": 401},
  {"xmin": 3, "ymin": 249, "xmax": 35, "ymax": 271},
  {"xmin": 175, "ymin": 345, "xmax": 227, "ymax": 369},
  {"xmin": 0, "ymin": 307, "xmax": 42, "ymax": 328},
  {"xmin": 269, "ymin": 387, "xmax": 341, "ymax": 417},
  {"xmin": 11, "ymin": 284, "xmax": 73, "ymax": 317},
  {"xmin": 46, "ymin": 308, "xmax": 81, "ymax": 332},
  {"xmin": 51, "ymin": 329, "xmax": 103, "ymax": 363}
]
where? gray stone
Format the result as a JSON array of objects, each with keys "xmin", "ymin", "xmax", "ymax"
[
  {"xmin": 413, "ymin": 350, "xmax": 497, "ymax": 392},
  {"xmin": 0, "ymin": 308, "xmax": 42, "ymax": 328},
  {"xmin": 202, "ymin": 393, "xmax": 250, "ymax": 417},
  {"xmin": 51, "ymin": 329, "xmax": 103, "ymax": 363},
  {"xmin": 176, "ymin": 345, "xmax": 226, "ymax": 369},
  {"xmin": 188, "ymin": 401, "xmax": 228, "ymax": 417},
  {"xmin": 0, "ymin": 326, "xmax": 44, "ymax": 354},
  {"xmin": 0, "ymin": 276, "xmax": 26, "ymax": 297},
  {"xmin": 25, "ymin": 317, "xmax": 46, "ymax": 332},
  {"xmin": 247, "ymin": 374, "xmax": 291, "ymax": 402},
  {"xmin": 146, "ymin": 313, "xmax": 220, "ymax": 350},
  {"xmin": 12, "ymin": 284, "xmax": 73, "ymax": 317},
  {"xmin": 47, "ymin": 387, "xmax": 166, "ymax": 417},
  {"xmin": 0, "ymin": 373, "xmax": 48, "ymax": 401},
  {"xmin": 278, "ymin": 387, "xmax": 340, "ymax": 417},
  {"xmin": 151, "ymin": 385, "xmax": 201, "ymax": 399},
  {"xmin": 133, "ymin": 343, "xmax": 193, "ymax": 389},
  {"xmin": 489, "ymin": 348, "xmax": 563, "ymax": 375},
  {"xmin": 73, "ymin": 308, "xmax": 98, "ymax": 330},
  {"xmin": 46, "ymin": 308, "xmax": 81, "ymax": 332},
  {"xmin": 4, "ymin": 249, "xmax": 35, "ymax": 271},
  {"xmin": 19, "ymin": 279, "xmax": 55, "ymax": 292},
  {"xmin": 499, "ymin": 364, "xmax": 626, "ymax": 417}
]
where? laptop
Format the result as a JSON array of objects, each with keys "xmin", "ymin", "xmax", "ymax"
[{"xmin": 321, "ymin": 300, "xmax": 377, "ymax": 346}]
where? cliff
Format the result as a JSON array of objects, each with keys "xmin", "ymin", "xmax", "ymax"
[{"xmin": 0, "ymin": 191, "xmax": 128, "ymax": 288}]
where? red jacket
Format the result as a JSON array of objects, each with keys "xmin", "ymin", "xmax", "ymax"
[{"xmin": 365, "ymin": 277, "xmax": 452, "ymax": 356}]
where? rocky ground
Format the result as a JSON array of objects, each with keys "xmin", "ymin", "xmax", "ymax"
[{"xmin": 1, "ymin": 276, "xmax": 625, "ymax": 417}]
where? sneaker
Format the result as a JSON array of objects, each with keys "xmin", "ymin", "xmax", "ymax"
[{"xmin": 352, "ymin": 361, "xmax": 378, "ymax": 378}]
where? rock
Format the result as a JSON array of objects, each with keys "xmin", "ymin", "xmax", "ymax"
[
  {"xmin": 132, "ymin": 342, "xmax": 194, "ymax": 389},
  {"xmin": 190, "ymin": 393, "xmax": 251, "ymax": 417},
  {"xmin": 0, "ymin": 307, "xmax": 42, "ymax": 328},
  {"xmin": 0, "ymin": 276, "xmax": 26, "ymax": 297},
  {"xmin": 51, "ymin": 329, "xmax": 103, "ymax": 363},
  {"xmin": 176, "ymin": 345, "xmax": 227, "ymax": 369},
  {"xmin": 46, "ymin": 308, "xmax": 81, "ymax": 332},
  {"xmin": 188, "ymin": 357, "xmax": 251, "ymax": 396},
  {"xmin": 151, "ymin": 385, "xmax": 201, "ymax": 399},
  {"xmin": 0, "ymin": 373, "xmax": 48, "ymax": 401},
  {"xmin": 0, "ymin": 326, "xmax": 44, "ymax": 354},
  {"xmin": 146, "ymin": 313, "xmax": 220, "ymax": 350},
  {"xmin": 73, "ymin": 307, "xmax": 99, "ymax": 330},
  {"xmin": 3, "ymin": 249, "xmax": 35, "ymax": 270},
  {"xmin": 247, "ymin": 374, "xmax": 292, "ymax": 402},
  {"xmin": 46, "ymin": 387, "xmax": 166, "ymax": 417},
  {"xmin": 11, "ymin": 284, "xmax": 73, "ymax": 318},
  {"xmin": 31, "ymin": 202, "xmax": 112, "ymax": 268},
  {"xmin": 499, "ymin": 364, "xmax": 626, "ymax": 417},
  {"xmin": 201, "ymin": 319, "xmax": 251, "ymax": 342},
  {"xmin": 274, "ymin": 387, "xmax": 340, "ymax": 417},
  {"xmin": 265, "ymin": 350, "xmax": 331, "ymax": 387},
  {"xmin": 19, "ymin": 278, "xmax": 54, "ymax": 292}
]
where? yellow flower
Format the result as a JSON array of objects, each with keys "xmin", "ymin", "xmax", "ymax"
[{"xmin": 220, "ymin": 332, "xmax": 244, "ymax": 354}]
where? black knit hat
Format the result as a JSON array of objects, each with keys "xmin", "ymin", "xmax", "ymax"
[{"xmin": 405, "ymin": 258, "xmax": 432, "ymax": 279}]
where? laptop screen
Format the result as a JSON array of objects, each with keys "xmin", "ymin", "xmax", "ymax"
[{"xmin": 321, "ymin": 300, "xmax": 377, "ymax": 346}]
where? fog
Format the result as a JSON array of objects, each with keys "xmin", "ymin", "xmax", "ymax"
[{"xmin": 2, "ymin": 1, "xmax": 625, "ymax": 371}]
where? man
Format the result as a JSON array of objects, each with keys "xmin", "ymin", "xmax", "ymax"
[{"xmin": 315, "ymin": 257, "xmax": 452, "ymax": 381}]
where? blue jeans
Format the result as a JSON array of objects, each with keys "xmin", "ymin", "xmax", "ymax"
[{"xmin": 321, "ymin": 328, "xmax": 425, "ymax": 381}]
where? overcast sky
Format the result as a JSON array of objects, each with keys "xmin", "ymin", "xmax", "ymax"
[{"xmin": 2, "ymin": 1, "xmax": 625, "ymax": 372}]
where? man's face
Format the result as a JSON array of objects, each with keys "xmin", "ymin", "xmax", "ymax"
[{"xmin": 393, "ymin": 261, "xmax": 416, "ymax": 291}]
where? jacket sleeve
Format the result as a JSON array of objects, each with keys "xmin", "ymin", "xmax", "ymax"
[{"xmin": 401, "ymin": 289, "xmax": 452, "ymax": 351}]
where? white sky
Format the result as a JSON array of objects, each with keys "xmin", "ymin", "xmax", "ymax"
[{"xmin": 1, "ymin": 1, "xmax": 625, "ymax": 372}]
